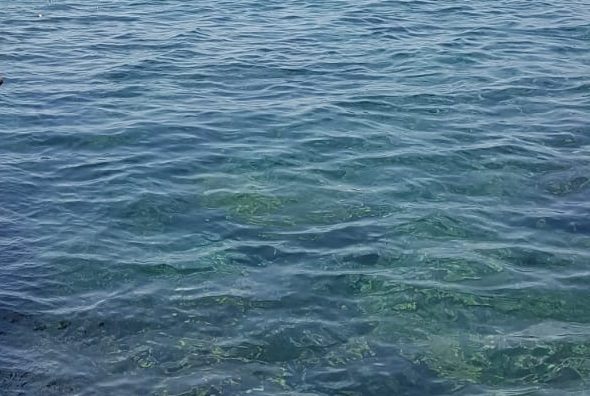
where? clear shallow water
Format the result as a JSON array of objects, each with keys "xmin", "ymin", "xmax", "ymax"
[{"xmin": 1, "ymin": 0, "xmax": 590, "ymax": 394}]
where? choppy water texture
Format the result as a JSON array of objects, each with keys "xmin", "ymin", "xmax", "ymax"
[{"xmin": 1, "ymin": 1, "xmax": 590, "ymax": 395}]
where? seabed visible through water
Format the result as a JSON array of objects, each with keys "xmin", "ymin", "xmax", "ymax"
[{"xmin": 1, "ymin": 1, "xmax": 590, "ymax": 395}]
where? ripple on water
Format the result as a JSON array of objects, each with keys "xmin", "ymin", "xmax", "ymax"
[{"xmin": 1, "ymin": 0, "xmax": 590, "ymax": 394}]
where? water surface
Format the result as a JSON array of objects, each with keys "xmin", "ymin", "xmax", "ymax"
[{"xmin": 1, "ymin": 1, "xmax": 590, "ymax": 395}]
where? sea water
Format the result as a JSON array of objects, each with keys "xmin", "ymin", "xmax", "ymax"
[{"xmin": 1, "ymin": 1, "xmax": 589, "ymax": 395}]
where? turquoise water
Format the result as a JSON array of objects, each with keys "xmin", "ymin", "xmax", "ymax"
[{"xmin": 1, "ymin": 1, "xmax": 590, "ymax": 394}]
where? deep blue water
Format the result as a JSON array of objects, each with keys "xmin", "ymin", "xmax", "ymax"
[{"xmin": 1, "ymin": 1, "xmax": 590, "ymax": 395}]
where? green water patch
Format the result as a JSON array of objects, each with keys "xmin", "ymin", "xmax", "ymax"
[
  {"xmin": 394, "ymin": 212, "xmax": 479, "ymax": 240},
  {"xmin": 478, "ymin": 245, "xmax": 575, "ymax": 265},
  {"xmin": 407, "ymin": 330, "xmax": 590, "ymax": 386},
  {"xmin": 302, "ymin": 202, "xmax": 391, "ymax": 225},
  {"xmin": 165, "ymin": 332, "xmax": 446, "ymax": 395},
  {"xmin": 546, "ymin": 176, "xmax": 589, "ymax": 196},
  {"xmin": 197, "ymin": 163, "xmax": 399, "ymax": 230},
  {"xmin": 201, "ymin": 190, "xmax": 295, "ymax": 226},
  {"xmin": 339, "ymin": 250, "xmax": 505, "ymax": 281},
  {"xmin": 138, "ymin": 248, "xmax": 247, "ymax": 278},
  {"xmin": 327, "ymin": 270, "xmax": 590, "ymax": 386}
]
